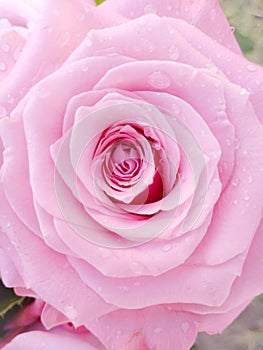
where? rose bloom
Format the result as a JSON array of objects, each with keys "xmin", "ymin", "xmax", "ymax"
[{"xmin": 1, "ymin": 0, "xmax": 263, "ymax": 349}]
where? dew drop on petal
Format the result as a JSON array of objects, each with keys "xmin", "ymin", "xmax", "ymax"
[
  {"xmin": 246, "ymin": 64, "xmax": 256, "ymax": 72},
  {"xmin": 119, "ymin": 286, "xmax": 129, "ymax": 293},
  {"xmin": 231, "ymin": 178, "xmax": 239, "ymax": 187},
  {"xmin": 0, "ymin": 105, "xmax": 7, "ymax": 117},
  {"xmin": 148, "ymin": 71, "xmax": 171, "ymax": 89},
  {"xmin": 162, "ymin": 243, "xmax": 172, "ymax": 252},
  {"xmin": 248, "ymin": 175, "xmax": 253, "ymax": 184},
  {"xmin": 181, "ymin": 322, "xmax": 190, "ymax": 334},
  {"xmin": 144, "ymin": 4, "xmax": 157, "ymax": 14},
  {"xmin": 36, "ymin": 86, "xmax": 49, "ymax": 99},
  {"xmin": 210, "ymin": 8, "xmax": 216, "ymax": 20},
  {"xmin": 13, "ymin": 47, "xmax": 22, "ymax": 61},
  {"xmin": 240, "ymin": 88, "xmax": 248, "ymax": 96},
  {"xmin": 58, "ymin": 31, "xmax": 70, "ymax": 47},
  {"xmin": 168, "ymin": 44, "xmax": 180, "ymax": 60},
  {"xmin": 86, "ymin": 37, "xmax": 93, "ymax": 47},
  {"xmin": 244, "ymin": 194, "xmax": 250, "ymax": 201},
  {"xmin": 7, "ymin": 94, "xmax": 14, "ymax": 104},
  {"xmin": 232, "ymin": 199, "xmax": 238, "ymax": 205},
  {"xmin": 172, "ymin": 103, "xmax": 182, "ymax": 116},
  {"xmin": 64, "ymin": 305, "xmax": 78, "ymax": 320},
  {"xmin": 131, "ymin": 261, "xmax": 143, "ymax": 275}
]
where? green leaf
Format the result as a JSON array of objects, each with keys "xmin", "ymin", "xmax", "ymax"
[
  {"xmin": 0, "ymin": 281, "xmax": 26, "ymax": 320},
  {"xmin": 234, "ymin": 29, "xmax": 255, "ymax": 54},
  {"xmin": 95, "ymin": 0, "xmax": 105, "ymax": 5}
]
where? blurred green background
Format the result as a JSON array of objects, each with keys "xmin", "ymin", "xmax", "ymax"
[{"xmin": 220, "ymin": 0, "xmax": 263, "ymax": 64}]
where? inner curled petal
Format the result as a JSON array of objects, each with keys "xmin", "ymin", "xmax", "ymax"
[{"xmin": 93, "ymin": 124, "xmax": 156, "ymax": 204}]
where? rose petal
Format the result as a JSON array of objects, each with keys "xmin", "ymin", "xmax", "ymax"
[
  {"xmin": 100, "ymin": 0, "xmax": 241, "ymax": 54},
  {"xmin": 87, "ymin": 306, "xmax": 197, "ymax": 350}
]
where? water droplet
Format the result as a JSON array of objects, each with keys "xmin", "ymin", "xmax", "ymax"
[
  {"xmin": 167, "ymin": 5, "xmax": 172, "ymax": 11},
  {"xmin": 184, "ymin": 7, "xmax": 189, "ymax": 13},
  {"xmin": 58, "ymin": 31, "xmax": 70, "ymax": 47},
  {"xmin": 148, "ymin": 71, "xmax": 171, "ymax": 89},
  {"xmin": 230, "ymin": 26, "xmax": 235, "ymax": 33},
  {"xmin": 7, "ymin": 94, "xmax": 14, "ymax": 104},
  {"xmin": 240, "ymin": 88, "xmax": 247, "ymax": 96},
  {"xmin": 244, "ymin": 194, "xmax": 250, "ymax": 201},
  {"xmin": 242, "ymin": 150, "xmax": 248, "ymax": 156},
  {"xmin": 246, "ymin": 64, "xmax": 256, "ymax": 72},
  {"xmin": 64, "ymin": 305, "xmax": 78, "ymax": 320},
  {"xmin": 81, "ymin": 64, "xmax": 89, "ymax": 72},
  {"xmin": 1, "ymin": 43, "xmax": 10, "ymax": 53},
  {"xmin": 154, "ymin": 327, "xmax": 163, "ymax": 334},
  {"xmin": 231, "ymin": 178, "xmax": 239, "ymax": 187},
  {"xmin": 232, "ymin": 199, "xmax": 238, "ymax": 205},
  {"xmin": 144, "ymin": 4, "xmax": 157, "ymax": 14},
  {"xmin": 181, "ymin": 322, "xmax": 189, "ymax": 333},
  {"xmin": 0, "ymin": 62, "xmax": 7, "ymax": 72},
  {"xmin": 210, "ymin": 8, "xmax": 216, "ymax": 20},
  {"xmin": 119, "ymin": 285, "xmax": 129, "ymax": 293},
  {"xmin": 248, "ymin": 175, "xmax": 253, "ymax": 184},
  {"xmin": 162, "ymin": 243, "xmax": 172, "ymax": 252},
  {"xmin": 0, "ymin": 106, "xmax": 7, "ymax": 117},
  {"xmin": 36, "ymin": 86, "xmax": 49, "ymax": 99},
  {"xmin": 138, "ymin": 17, "xmax": 146, "ymax": 25},
  {"xmin": 116, "ymin": 330, "xmax": 122, "ymax": 336},
  {"xmin": 134, "ymin": 281, "xmax": 140, "ymax": 287},
  {"xmin": 131, "ymin": 261, "xmax": 143, "ymax": 275},
  {"xmin": 168, "ymin": 45, "xmax": 180, "ymax": 60},
  {"xmin": 86, "ymin": 37, "xmax": 93, "ymax": 47},
  {"xmin": 27, "ymin": 20, "xmax": 35, "ymax": 31},
  {"xmin": 234, "ymin": 138, "xmax": 240, "ymax": 150},
  {"xmin": 13, "ymin": 47, "xmax": 22, "ymax": 61},
  {"xmin": 172, "ymin": 103, "xmax": 182, "ymax": 115}
]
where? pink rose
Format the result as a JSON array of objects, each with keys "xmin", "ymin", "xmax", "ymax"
[{"xmin": 1, "ymin": 1, "xmax": 263, "ymax": 349}]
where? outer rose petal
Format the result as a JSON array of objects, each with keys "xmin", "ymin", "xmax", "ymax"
[
  {"xmin": 87, "ymin": 307, "xmax": 197, "ymax": 350},
  {"xmin": 0, "ymin": 186, "xmax": 117, "ymax": 328},
  {"xmin": 2, "ymin": 327, "xmax": 104, "ymax": 350},
  {"xmin": 100, "ymin": 0, "xmax": 241, "ymax": 54},
  {"xmin": 171, "ymin": 18, "xmax": 263, "ymax": 123},
  {"xmin": 0, "ymin": 0, "xmax": 96, "ymax": 113}
]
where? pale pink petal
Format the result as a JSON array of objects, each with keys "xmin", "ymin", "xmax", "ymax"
[
  {"xmin": 190, "ymin": 83, "xmax": 263, "ymax": 265},
  {"xmin": 2, "ymin": 328, "xmax": 102, "ymax": 350},
  {"xmin": 0, "ymin": 186, "xmax": 116, "ymax": 328},
  {"xmin": 68, "ymin": 14, "xmax": 216, "ymax": 70},
  {"xmin": 100, "ymin": 0, "xmax": 241, "ymax": 54},
  {"xmin": 69, "ymin": 249, "xmax": 245, "ymax": 309},
  {"xmin": 0, "ymin": 0, "xmax": 94, "ymax": 113},
  {"xmin": 0, "ymin": 114, "xmax": 41, "ymax": 234},
  {"xmin": 172, "ymin": 18, "xmax": 263, "ymax": 123},
  {"xmin": 87, "ymin": 307, "xmax": 197, "ymax": 350},
  {"xmin": 23, "ymin": 56, "xmax": 130, "ymax": 218}
]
